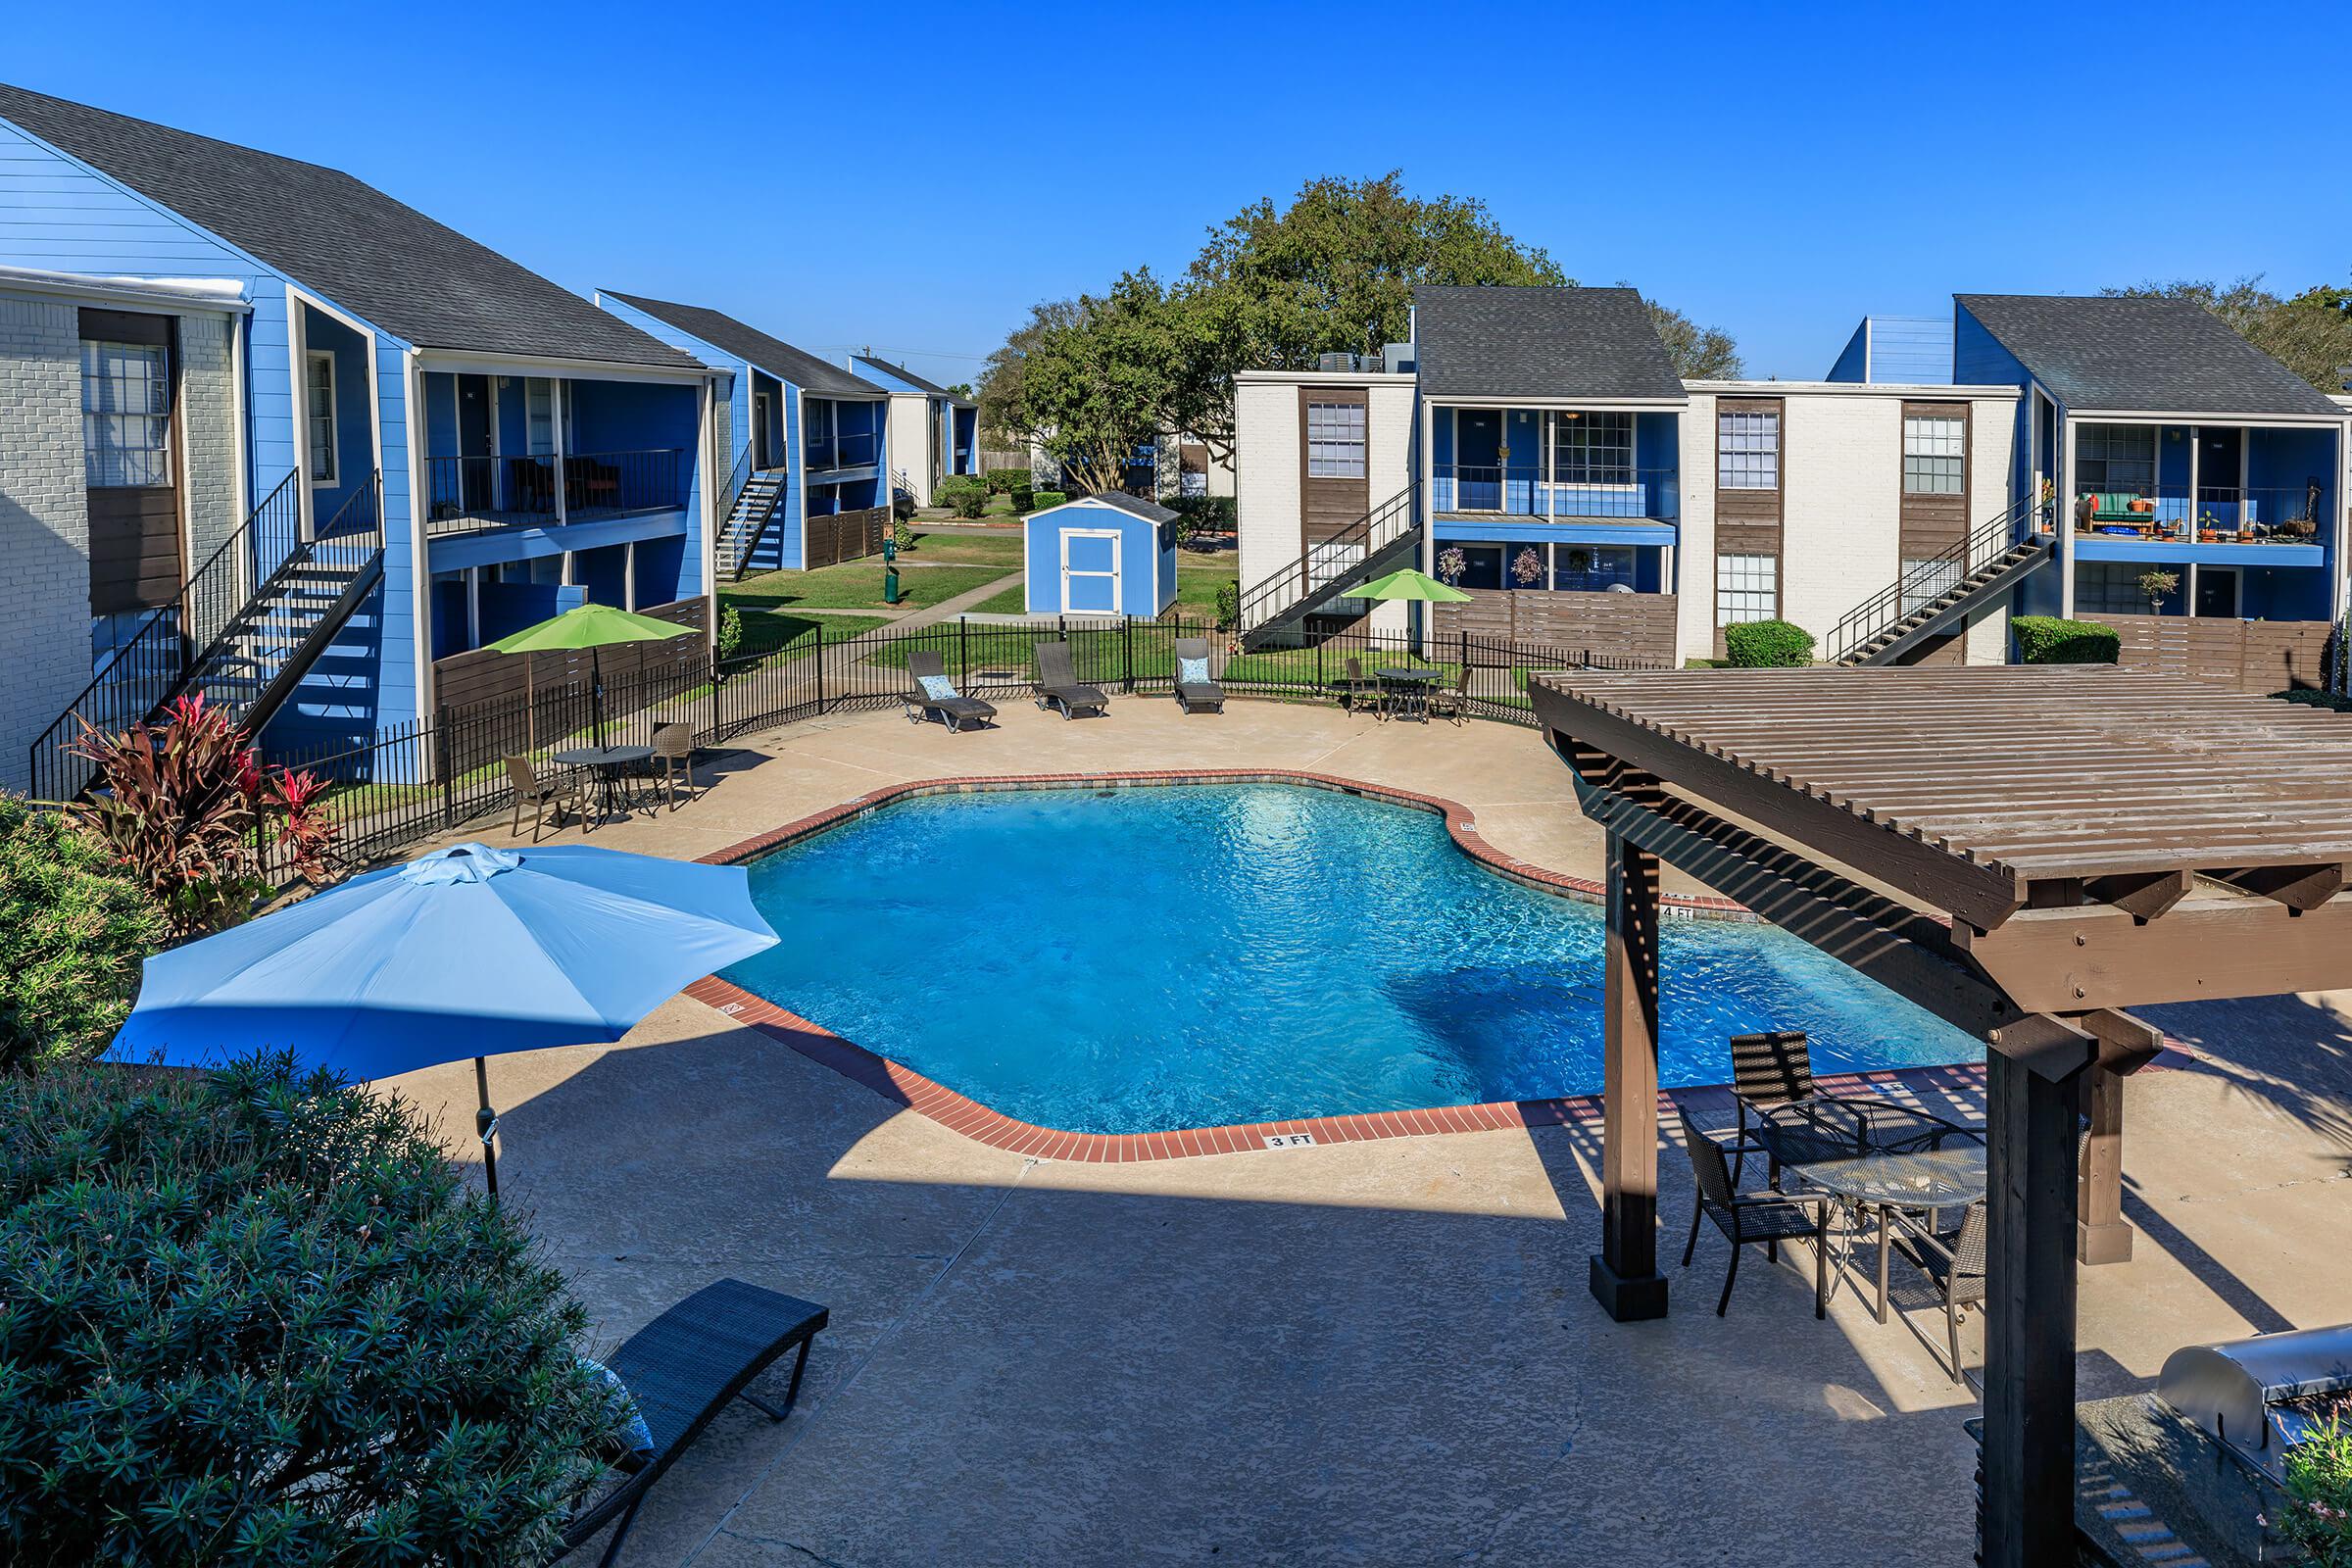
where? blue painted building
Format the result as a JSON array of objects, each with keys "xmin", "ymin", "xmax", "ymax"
[
  {"xmin": 1826, "ymin": 316, "xmax": 1955, "ymax": 385},
  {"xmin": 1022, "ymin": 494, "xmax": 1179, "ymax": 616},
  {"xmin": 0, "ymin": 83, "xmax": 719, "ymax": 765},
  {"xmin": 596, "ymin": 293, "xmax": 890, "ymax": 578},
  {"xmin": 849, "ymin": 354, "xmax": 978, "ymax": 509}
]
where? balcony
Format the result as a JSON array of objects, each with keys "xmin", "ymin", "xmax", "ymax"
[
  {"xmin": 2070, "ymin": 484, "xmax": 2328, "ymax": 563},
  {"xmin": 806, "ymin": 430, "xmax": 880, "ymax": 473},
  {"xmin": 1432, "ymin": 464, "xmax": 1678, "ymax": 523},
  {"xmin": 423, "ymin": 449, "xmax": 689, "ymax": 538}
]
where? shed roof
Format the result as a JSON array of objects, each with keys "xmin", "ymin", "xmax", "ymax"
[
  {"xmin": 1412, "ymin": 285, "xmax": 1685, "ymax": 402},
  {"xmin": 1956, "ymin": 293, "xmax": 2342, "ymax": 416},
  {"xmin": 600, "ymin": 291, "xmax": 886, "ymax": 399},
  {"xmin": 851, "ymin": 354, "xmax": 971, "ymax": 405},
  {"xmin": 0, "ymin": 83, "xmax": 699, "ymax": 370},
  {"xmin": 1029, "ymin": 492, "xmax": 1178, "ymax": 525}
]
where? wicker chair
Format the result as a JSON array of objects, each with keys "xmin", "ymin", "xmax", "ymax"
[
  {"xmin": 1331, "ymin": 656, "xmax": 1375, "ymax": 713},
  {"xmin": 1677, "ymin": 1105, "xmax": 1838, "ymax": 1318},
  {"xmin": 1886, "ymin": 1200, "xmax": 1987, "ymax": 1384},
  {"xmin": 506, "ymin": 755, "xmax": 585, "ymax": 843},
  {"xmin": 1728, "ymin": 1030, "xmax": 1969, "ymax": 1183},
  {"xmin": 1427, "ymin": 663, "xmax": 1471, "ymax": 725},
  {"xmin": 648, "ymin": 723, "xmax": 698, "ymax": 809}
]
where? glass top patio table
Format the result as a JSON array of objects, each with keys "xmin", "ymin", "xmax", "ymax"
[{"xmin": 1786, "ymin": 1144, "xmax": 1986, "ymax": 1209}]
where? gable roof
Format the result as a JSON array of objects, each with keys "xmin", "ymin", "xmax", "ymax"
[
  {"xmin": 1037, "ymin": 492, "xmax": 1176, "ymax": 524},
  {"xmin": 1955, "ymin": 293, "xmax": 2341, "ymax": 417},
  {"xmin": 0, "ymin": 83, "xmax": 699, "ymax": 371},
  {"xmin": 851, "ymin": 354, "xmax": 971, "ymax": 405},
  {"xmin": 1412, "ymin": 285, "xmax": 1685, "ymax": 402},
  {"xmin": 603, "ymin": 291, "xmax": 884, "ymax": 399}
]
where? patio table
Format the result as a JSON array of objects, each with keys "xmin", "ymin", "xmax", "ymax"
[
  {"xmin": 554, "ymin": 744, "xmax": 654, "ymax": 823},
  {"xmin": 1374, "ymin": 667, "xmax": 1445, "ymax": 723},
  {"xmin": 1776, "ymin": 1136, "xmax": 1987, "ymax": 1323}
]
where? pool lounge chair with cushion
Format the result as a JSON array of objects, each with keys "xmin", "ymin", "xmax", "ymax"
[
  {"xmin": 558, "ymin": 1278, "xmax": 828, "ymax": 1566},
  {"xmin": 902, "ymin": 649, "xmax": 999, "ymax": 732},
  {"xmin": 1172, "ymin": 637, "xmax": 1226, "ymax": 714},
  {"xmin": 1034, "ymin": 641, "xmax": 1109, "ymax": 719}
]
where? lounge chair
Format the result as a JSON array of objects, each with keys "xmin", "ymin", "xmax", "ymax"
[
  {"xmin": 1033, "ymin": 641, "xmax": 1108, "ymax": 719},
  {"xmin": 558, "ymin": 1278, "xmax": 828, "ymax": 1566},
  {"xmin": 1172, "ymin": 637, "xmax": 1226, "ymax": 714},
  {"xmin": 902, "ymin": 649, "xmax": 998, "ymax": 732},
  {"xmin": 1677, "ymin": 1105, "xmax": 1838, "ymax": 1319},
  {"xmin": 507, "ymin": 755, "xmax": 586, "ymax": 843}
]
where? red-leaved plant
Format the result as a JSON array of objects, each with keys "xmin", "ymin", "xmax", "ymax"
[{"xmin": 68, "ymin": 694, "xmax": 341, "ymax": 937}]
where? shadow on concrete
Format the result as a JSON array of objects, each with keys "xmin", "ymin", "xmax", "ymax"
[{"xmin": 2143, "ymin": 993, "xmax": 2352, "ymax": 1175}]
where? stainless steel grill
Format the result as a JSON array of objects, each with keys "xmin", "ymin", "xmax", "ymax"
[{"xmin": 2158, "ymin": 1322, "xmax": 2352, "ymax": 1485}]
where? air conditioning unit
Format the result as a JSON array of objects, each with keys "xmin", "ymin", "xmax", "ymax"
[{"xmin": 1316, "ymin": 353, "xmax": 1355, "ymax": 372}]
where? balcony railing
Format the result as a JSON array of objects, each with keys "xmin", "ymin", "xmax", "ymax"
[
  {"xmin": 424, "ymin": 449, "xmax": 688, "ymax": 537},
  {"xmin": 2072, "ymin": 484, "xmax": 2329, "ymax": 547},
  {"xmin": 1433, "ymin": 464, "xmax": 1678, "ymax": 521},
  {"xmin": 806, "ymin": 431, "xmax": 880, "ymax": 471}
]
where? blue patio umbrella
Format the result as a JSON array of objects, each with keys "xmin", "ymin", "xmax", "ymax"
[{"xmin": 111, "ymin": 841, "xmax": 779, "ymax": 1197}]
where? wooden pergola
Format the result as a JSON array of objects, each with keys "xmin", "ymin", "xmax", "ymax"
[{"xmin": 1526, "ymin": 664, "xmax": 2352, "ymax": 1567}]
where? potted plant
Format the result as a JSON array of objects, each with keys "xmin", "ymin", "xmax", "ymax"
[
  {"xmin": 2198, "ymin": 509, "xmax": 2222, "ymax": 543},
  {"xmin": 2138, "ymin": 569, "xmax": 2180, "ymax": 616}
]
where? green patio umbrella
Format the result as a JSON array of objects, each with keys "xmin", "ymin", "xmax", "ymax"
[
  {"xmin": 1356, "ymin": 567, "xmax": 1474, "ymax": 604},
  {"xmin": 485, "ymin": 602, "xmax": 691, "ymax": 746}
]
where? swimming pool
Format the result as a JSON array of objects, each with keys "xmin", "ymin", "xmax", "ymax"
[{"xmin": 722, "ymin": 782, "xmax": 1980, "ymax": 1135}]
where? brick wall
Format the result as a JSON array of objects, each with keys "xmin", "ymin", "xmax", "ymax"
[
  {"xmin": 0, "ymin": 291, "xmax": 97, "ymax": 794},
  {"xmin": 179, "ymin": 313, "xmax": 239, "ymax": 563}
]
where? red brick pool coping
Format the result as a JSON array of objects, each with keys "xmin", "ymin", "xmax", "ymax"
[{"xmin": 683, "ymin": 769, "xmax": 2179, "ymax": 1164}]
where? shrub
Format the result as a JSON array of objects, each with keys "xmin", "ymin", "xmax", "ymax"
[
  {"xmin": 68, "ymin": 694, "xmax": 339, "ymax": 936},
  {"xmin": 0, "ymin": 797, "xmax": 164, "ymax": 1073},
  {"xmin": 1724, "ymin": 618, "xmax": 1815, "ymax": 667},
  {"xmin": 935, "ymin": 474, "xmax": 988, "ymax": 519},
  {"xmin": 892, "ymin": 517, "xmax": 915, "ymax": 552},
  {"xmin": 1033, "ymin": 490, "xmax": 1069, "ymax": 511},
  {"xmin": 1165, "ymin": 495, "xmax": 1237, "ymax": 541},
  {"xmin": 0, "ymin": 1053, "xmax": 621, "ymax": 1564},
  {"xmin": 2280, "ymin": 1410, "xmax": 2352, "ymax": 1566},
  {"xmin": 1010, "ymin": 489, "xmax": 1038, "ymax": 514},
  {"xmin": 716, "ymin": 602, "xmax": 745, "ymax": 661},
  {"xmin": 1213, "ymin": 579, "xmax": 1241, "ymax": 631},
  {"xmin": 2010, "ymin": 615, "xmax": 2120, "ymax": 665},
  {"xmin": 984, "ymin": 467, "xmax": 1027, "ymax": 495}
]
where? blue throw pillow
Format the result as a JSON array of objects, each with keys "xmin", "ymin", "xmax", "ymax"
[
  {"xmin": 1178, "ymin": 656, "xmax": 1210, "ymax": 685},
  {"xmin": 578, "ymin": 1355, "xmax": 656, "ymax": 1459},
  {"xmin": 917, "ymin": 673, "xmax": 957, "ymax": 701}
]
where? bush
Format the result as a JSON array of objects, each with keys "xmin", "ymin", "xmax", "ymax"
[
  {"xmin": 1723, "ymin": 619, "xmax": 1815, "ymax": 667},
  {"xmin": 2280, "ymin": 1410, "xmax": 2352, "ymax": 1566},
  {"xmin": 0, "ymin": 1053, "xmax": 621, "ymax": 1564},
  {"xmin": 2010, "ymin": 615, "xmax": 2120, "ymax": 665},
  {"xmin": 0, "ymin": 797, "xmax": 164, "ymax": 1073},
  {"xmin": 1010, "ymin": 489, "xmax": 1038, "ymax": 514},
  {"xmin": 716, "ymin": 602, "xmax": 745, "ymax": 661},
  {"xmin": 935, "ymin": 473, "xmax": 988, "ymax": 519},
  {"xmin": 1213, "ymin": 579, "xmax": 1241, "ymax": 631},
  {"xmin": 984, "ymin": 467, "xmax": 1028, "ymax": 495},
  {"xmin": 1033, "ymin": 490, "xmax": 1069, "ymax": 511},
  {"xmin": 1165, "ymin": 495, "xmax": 1237, "ymax": 538}
]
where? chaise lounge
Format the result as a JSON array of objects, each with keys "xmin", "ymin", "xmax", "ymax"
[
  {"xmin": 558, "ymin": 1277, "xmax": 828, "ymax": 1567},
  {"xmin": 903, "ymin": 649, "xmax": 999, "ymax": 732},
  {"xmin": 1034, "ymin": 641, "xmax": 1109, "ymax": 719},
  {"xmin": 1172, "ymin": 637, "xmax": 1226, "ymax": 714}
]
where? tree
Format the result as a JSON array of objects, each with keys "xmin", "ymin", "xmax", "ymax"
[
  {"xmin": 976, "ymin": 297, "xmax": 1083, "ymax": 458},
  {"xmin": 992, "ymin": 272, "xmax": 1177, "ymax": 496},
  {"xmin": 1642, "ymin": 295, "xmax": 1744, "ymax": 379},
  {"xmin": 943, "ymin": 381, "xmax": 974, "ymax": 400},
  {"xmin": 2102, "ymin": 276, "xmax": 2352, "ymax": 393},
  {"xmin": 0, "ymin": 795, "xmax": 164, "ymax": 1072}
]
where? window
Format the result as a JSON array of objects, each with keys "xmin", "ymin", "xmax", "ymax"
[
  {"xmin": 1552, "ymin": 411, "xmax": 1634, "ymax": 485},
  {"xmin": 305, "ymin": 351, "xmax": 339, "ymax": 485},
  {"xmin": 1902, "ymin": 414, "xmax": 1964, "ymax": 495},
  {"xmin": 1717, "ymin": 410, "xmax": 1779, "ymax": 490},
  {"xmin": 1554, "ymin": 545, "xmax": 1636, "ymax": 592},
  {"xmin": 2077, "ymin": 424, "xmax": 2155, "ymax": 493},
  {"xmin": 1898, "ymin": 557, "xmax": 1962, "ymax": 614},
  {"xmin": 2075, "ymin": 561, "xmax": 2176, "ymax": 616},
  {"xmin": 80, "ymin": 339, "xmax": 172, "ymax": 487},
  {"xmin": 1716, "ymin": 553, "xmax": 1778, "ymax": 625},
  {"xmin": 1305, "ymin": 402, "xmax": 1366, "ymax": 478}
]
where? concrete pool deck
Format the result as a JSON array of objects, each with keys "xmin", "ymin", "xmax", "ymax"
[{"xmin": 383, "ymin": 696, "xmax": 2352, "ymax": 1565}]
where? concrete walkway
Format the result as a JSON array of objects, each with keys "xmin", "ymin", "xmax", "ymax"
[{"xmin": 383, "ymin": 700, "xmax": 2352, "ymax": 1567}]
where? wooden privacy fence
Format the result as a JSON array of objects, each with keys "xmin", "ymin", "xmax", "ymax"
[
  {"xmin": 1434, "ymin": 589, "xmax": 1680, "ymax": 667},
  {"xmin": 431, "ymin": 597, "xmax": 708, "ymax": 769},
  {"xmin": 805, "ymin": 505, "xmax": 890, "ymax": 569},
  {"xmin": 2086, "ymin": 614, "xmax": 2335, "ymax": 695}
]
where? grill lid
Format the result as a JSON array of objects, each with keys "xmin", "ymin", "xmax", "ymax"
[{"xmin": 2159, "ymin": 1323, "xmax": 2352, "ymax": 1475}]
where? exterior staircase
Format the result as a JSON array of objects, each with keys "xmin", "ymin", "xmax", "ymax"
[
  {"xmin": 28, "ymin": 471, "xmax": 385, "ymax": 800},
  {"xmin": 1236, "ymin": 485, "xmax": 1420, "ymax": 650},
  {"xmin": 1828, "ymin": 496, "xmax": 2056, "ymax": 666},
  {"xmin": 717, "ymin": 467, "xmax": 788, "ymax": 580}
]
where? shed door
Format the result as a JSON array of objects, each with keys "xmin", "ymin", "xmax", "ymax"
[{"xmin": 1061, "ymin": 528, "xmax": 1121, "ymax": 613}]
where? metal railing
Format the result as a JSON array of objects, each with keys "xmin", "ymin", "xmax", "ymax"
[
  {"xmin": 806, "ymin": 431, "xmax": 880, "ymax": 471},
  {"xmin": 714, "ymin": 443, "xmax": 753, "ymax": 526},
  {"xmin": 1236, "ymin": 484, "xmax": 1417, "ymax": 633},
  {"xmin": 2072, "ymin": 482, "xmax": 2329, "ymax": 544},
  {"xmin": 422, "ymin": 448, "xmax": 689, "ymax": 536},
  {"xmin": 1432, "ymin": 464, "xmax": 1678, "ymax": 520},
  {"xmin": 1828, "ymin": 494, "xmax": 2053, "ymax": 663}
]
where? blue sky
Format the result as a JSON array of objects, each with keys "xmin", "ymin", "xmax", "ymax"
[{"xmin": 11, "ymin": 0, "xmax": 2344, "ymax": 383}]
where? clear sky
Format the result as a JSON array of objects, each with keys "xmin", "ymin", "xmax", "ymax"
[{"xmin": 9, "ymin": 0, "xmax": 2344, "ymax": 383}]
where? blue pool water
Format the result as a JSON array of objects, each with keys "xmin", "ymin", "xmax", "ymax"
[{"xmin": 724, "ymin": 784, "xmax": 1980, "ymax": 1134}]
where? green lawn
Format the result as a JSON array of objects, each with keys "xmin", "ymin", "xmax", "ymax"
[
  {"xmin": 1175, "ymin": 551, "xmax": 1238, "ymax": 615},
  {"xmin": 901, "ymin": 527, "xmax": 1024, "ymax": 566},
  {"xmin": 725, "ymin": 608, "xmax": 893, "ymax": 661},
  {"xmin": 726, "ymin": 561, "xmax": 1009, "ymax": 612},
  {"xmin": 965, "ymin": 582, "xmax": 1030, "ymax": 614}
]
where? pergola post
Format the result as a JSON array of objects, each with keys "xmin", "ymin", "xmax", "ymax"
[
  {"xmin": 1982, "ymin": 1042, "xmax": 2087, "ymax": 1568},
  {"xmin": 2076, "ymin": 1065, "xmax": 2132, "ymax": 1263},
  {"xmin": 1591, "ymin": 824, "xmax": 1669, "ymax": 1322}
]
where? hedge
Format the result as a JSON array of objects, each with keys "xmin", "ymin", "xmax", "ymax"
[
  {"xmin": 985, "ymin": 467, "xmax": 1029, "ymax": 494},
  {"xmin": 934, "ymin": 473, "xmax": 988, "ymax": 519},
  {"xmin": 2010, "ymin": 615, "xmax": 2120, "ymax": 664},
  {"xmin": 1723, "ymin": 618, "xmax": 1815, "ymax": 667},
  {"xmin": 1033, "ymin": 490, "xmax": 1069, "ymax": 510}
]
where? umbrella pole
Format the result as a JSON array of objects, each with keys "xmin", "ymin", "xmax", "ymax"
[
  {"xmin": 473, "ymin": 1054, "xmax": 501, "ymax": 1201},
  {"xmin": 591, "ymin": 646, "xmax": 607, "ymax": 749}
]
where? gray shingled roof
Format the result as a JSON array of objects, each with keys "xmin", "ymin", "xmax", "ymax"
[
  {"xmin": 1047, "ymin": 492, "xmax": 1176, "ymax": 524},
  {"xmin": 1957, "ymin": 293, "xmax": 2341, "ymax": 416},
  {"xmin": 605, "ymin": 291, "xmax": 885, "ymax": 400},
  {"xmin": 1413, "ymin": 285, "xmax": 1685, "ymax": 401},
  {"xmin": 0, "ymin": 84, "xmax": 700, "ymax": 370},
  {"xmin": 851, "ymin": 354, "xmax": 971, "ymax": 405}
]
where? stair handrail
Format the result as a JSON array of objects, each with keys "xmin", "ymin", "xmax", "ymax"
[
  {"xmin": 1236, "ymin": 483, "xmax": 1417, "ymax": 631},
  {"xmin": 234, "ymin": 471, "xmax": 385, "ymax": 737},
  {"xmin": 26, "ymin": 470, "xmax": 301, "ymax": 802},
  {"xmin": 1826, "ymin": 493, "xmax": 2054, "ymax": 662},
  {"xmin": 713, "ymin": 444, "xmax": 754, "ymax": 546}
]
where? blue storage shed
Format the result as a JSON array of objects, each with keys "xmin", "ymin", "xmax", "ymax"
[{"xmin": 1022, "ymin": 493, "xmax": 1180, "ymax": 616}]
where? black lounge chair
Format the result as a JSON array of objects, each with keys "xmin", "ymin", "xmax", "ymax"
[
  {"xmin": 559, "ymin": 1278, "xmax": 827, "ymax": 1566},
  {"xmin": 902, "ymin": 649, "xmax": 998, "ymax": 732},
  {"xmin": 1172, "ymin": 637, "xmax": 1226, "ymax": 713},
  {"xmin": 1034, "ymin": 641, "xmax": 1109, "ymax": 719}
]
